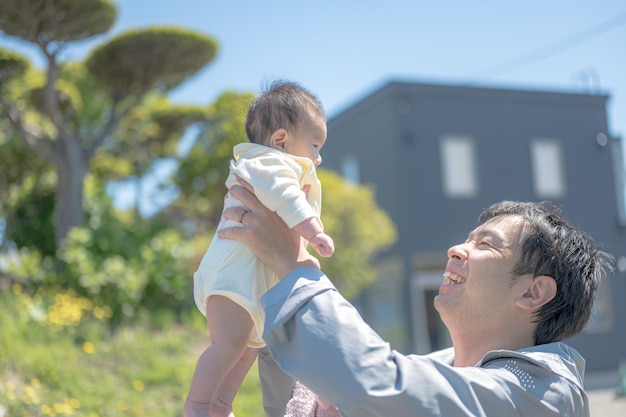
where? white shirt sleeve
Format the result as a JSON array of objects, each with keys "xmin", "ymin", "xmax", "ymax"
[{"xmin": 230, "ymin": 152, "xmax": 320, "ymax": 229}]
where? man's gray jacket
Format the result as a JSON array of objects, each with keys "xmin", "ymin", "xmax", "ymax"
[{"xmin": 260, "ymin": 268, "xmax": 590, "ymax": 417}]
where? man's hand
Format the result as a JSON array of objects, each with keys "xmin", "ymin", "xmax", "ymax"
[{"xmin": 218, "ymin": 182, "xmax": 320, "ymax": 278}]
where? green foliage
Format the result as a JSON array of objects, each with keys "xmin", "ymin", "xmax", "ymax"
[
  {"xmin": 54, "ymin": 63, "xmax": 119, "ymax": 137},
  {"xmin": 85, "ymin": 27, "xmax": 218, "ymax": 99},
  {"xmin": 0, "ymin": 120, "xmax": 51, "ymax": 201},
  {"xmin": 92, "ymin": 96, "xmax": 209, "ymax": 184},
  {"xmin": 0, "ymin": 120, "xmax": 56, "ymax": 254},
  {"xmin": 0, "ymin": 1, "xmax": 219, "ymax": 247},
  {"xmin": 2, "ymin": 177, "xmax": 195, "ymax": 325},
  {"xmin": 5, "ymin": 178, "xmax": 56, "ymax": 257},
  {"xmin": 52, "ymin": 182, "xmax": 195, "ymax": 324},
  {"xmin": 0, "ymin": 284, "xmax": 264, "ymax": 416},
  {"xmin": 0, "ymin": 48, "xmax": 30, "ymax": 84},
  {"xmin": 172, "ymin": 91, "xmax": 254, "ymax": 231},
  {"xmin": 26, "ymin": 78, "xmax": 84, "ymax": 120},
  {"xmin": 151, "ymin": 104, "xmax": 208, "ymax": 139},
  {"xmin": 317, "ymin": 169, "xmax": 398, "ymax": 298},
  {"xmin": 0, "ymin": 0, "xmax": 117, "ymax": 45},
  {"xmin": 0, "ymin": 67, "xmax": 58, "ymax": 254}
]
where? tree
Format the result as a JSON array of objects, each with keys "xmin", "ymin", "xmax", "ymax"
[
  {"xmin": 317, "ymin": 169, "xmax": 397, "ymax": 298},
  {"xmin": 92, "ymin": 95, "xmax": 209, "ymax": 218},
  {"xmin": 169, "ymin": 91, "xmax": 254, "ymax": 234},
  {"xmin": 0, "ymin": 49, "xmax": 57, "ymax": 253},
  {"xmin": 0, "ymin": 0, "xmax": 218, "ymax": 248}
]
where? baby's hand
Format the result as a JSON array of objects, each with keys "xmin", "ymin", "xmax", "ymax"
[{"xmin": 309, "ymin": 232, "xmax": 335, "ymax": 257}]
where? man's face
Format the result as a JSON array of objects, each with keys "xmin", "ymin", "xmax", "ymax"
[{"xmin": 435, "ymin": 215, "xmax": 531, "ymax": 332}]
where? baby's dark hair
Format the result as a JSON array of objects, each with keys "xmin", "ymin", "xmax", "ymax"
[{"xmin": 245, "ymin": 80, "xmax": 325, "ymax": 144}]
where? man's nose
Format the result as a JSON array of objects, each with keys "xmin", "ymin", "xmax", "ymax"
[{"xmin": 447, "ymin": 243, "xmax": 467, "ymax": 260}]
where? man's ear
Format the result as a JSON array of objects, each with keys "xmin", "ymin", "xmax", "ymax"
[
  {"xmin": 270, "ymin": 128, "xmax": 288, "ymax": 150},
  {"xmin": 515, "ymin": 275, "xmax": 557, "ymax": 312}
]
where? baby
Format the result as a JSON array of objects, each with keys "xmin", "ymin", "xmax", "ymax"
[{"xmin": 184, "ymin": 80, "xmax": 334, "ymax": 417}]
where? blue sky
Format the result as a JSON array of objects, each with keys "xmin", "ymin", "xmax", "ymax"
[
  {"xmin": 128, "ymin": 1, "xmax": 625, "ymax": 137},
  {"xmin": 2, "ymin": 0, "xmax": 625, "ymax": 135},
  {"xmin": 2, "ymin": 0, "xmax": 625, "ymax": 214}
]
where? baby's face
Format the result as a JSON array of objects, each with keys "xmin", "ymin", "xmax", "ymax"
[{"xmin": 283, "ymin": 109, "xmax": 327, "ymax": 166}]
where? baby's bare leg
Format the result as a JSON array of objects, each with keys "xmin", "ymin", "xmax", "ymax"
[
  {"xmin": 212, "ymin": 346, "xmax": 257, "ymax": 415},
  {"xmin": 184, "ymin": 295, "xmax": 255, "ymax": 417}
]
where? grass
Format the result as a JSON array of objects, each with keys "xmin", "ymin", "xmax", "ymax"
[{"xmin": 0, "ymin": 283, "xmax": 265, "ymax": 417}]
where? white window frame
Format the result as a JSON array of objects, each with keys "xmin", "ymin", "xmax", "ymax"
[
  {"xmin": 529, "ymin": 137, "xmax": 566, "ymax": 199},
  {"xmin": 341, "ymin": 155, "xmax": 360, "ymax": 184},
  {"xmin": 439, "ymin": 135, "xmax": 479, "ymax": 199}
]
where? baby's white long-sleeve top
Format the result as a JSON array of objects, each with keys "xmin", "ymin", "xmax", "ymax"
[{"xmin": 193, "ymin": 143, "xmax": 323, "ymax": 347}]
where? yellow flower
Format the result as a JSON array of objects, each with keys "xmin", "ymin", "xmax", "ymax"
[
  {"xmin": 83, "ymin": 342, "xmax": 95, "ymax": 354},
  {"xmin": 11, "ymin": 282, "xmax": 22, "ymax": 295},
  {"xmin": 25, "ymin": 385, "xmax": 40, "ymax": 404},
  {"xmin": 92, "ymin": 306, "xmax": 111, "ymax": 320},
  {"xmin": 53, "ymin": 402, "xmax": 66, "ymax": 413},
  {"xmin": 133, "ymin": 380, "xmax": 145, "ymax": 391}
]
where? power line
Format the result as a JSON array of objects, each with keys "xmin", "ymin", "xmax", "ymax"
[{"xmin": 469, "ymin": 10, "xmax": 626, "ymax": 82}]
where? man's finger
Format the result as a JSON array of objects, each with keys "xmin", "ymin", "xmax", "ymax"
[
  {"xmin": 222, "ymin": 206, "xmax": 245, "ymax": 223},
  {"xmin": 234, "ymin": 174, "xmax": 254, "ymax": 192},
  {"xmin": 217, "ymin": 227, "xmax": 233, "ymax": 239},
  {"xmin": 218, "ymin": 224, "xmax": 242, "ymax": 241}
]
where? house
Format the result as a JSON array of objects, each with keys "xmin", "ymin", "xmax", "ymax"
[{"xmin": 321, "ymin": 80, "xmax": 626, "ymax": 373}]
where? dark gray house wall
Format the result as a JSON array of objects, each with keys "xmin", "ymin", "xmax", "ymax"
[{"xmin": 322, "ymin": 80, "xmax": 626, "ymax": 372}]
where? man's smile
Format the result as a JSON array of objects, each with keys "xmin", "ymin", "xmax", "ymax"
[{"xmin": 443, "ymin": 271, "xmax": 465, "ymax": 285}]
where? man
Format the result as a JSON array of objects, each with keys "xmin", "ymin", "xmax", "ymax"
[{"xmin": 219, "ymin": 185, "xmax": 614, "ymax": 417}]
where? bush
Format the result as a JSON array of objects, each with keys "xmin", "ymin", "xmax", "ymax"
[
  {"xmin": 59, "ymin": 223, "xmax": 194, "ymax": 325},
  {"xmin": 0, "ymin": 283, "xmax": 264, "ymax": 416}
]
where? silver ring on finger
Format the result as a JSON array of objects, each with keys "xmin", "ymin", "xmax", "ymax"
[{"xmin": 239, "ymin": 210, "xmax": 249, "ymax": 224}]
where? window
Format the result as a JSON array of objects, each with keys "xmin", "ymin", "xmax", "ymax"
[
  {"xmin": 439, "ymin": 135, "xmax": 478, "ymax": 198},
  {"xmin": 341, "ymin": 156, "xmax": 360, "ymax": 184},
  {"xmin": 529, "ymin": 138, "xmax": 566, "ymax": 199}
]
